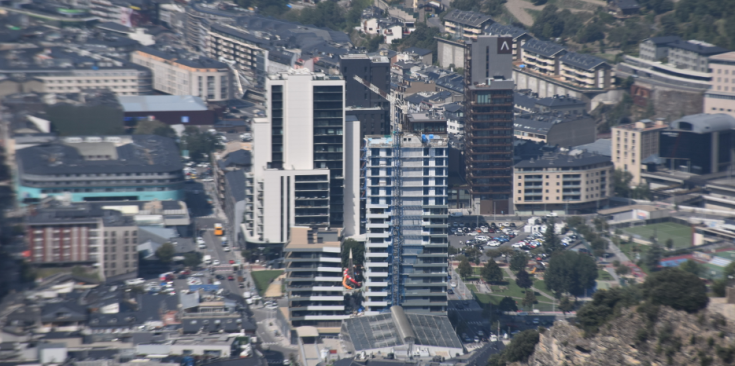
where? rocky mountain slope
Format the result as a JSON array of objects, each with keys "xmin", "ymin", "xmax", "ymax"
[{"xmin": 525, "ymin": 307, "xmax": 735, "ymax": 366}]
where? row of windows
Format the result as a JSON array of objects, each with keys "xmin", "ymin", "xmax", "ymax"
[
  {"xmin": 103, "ymin": 239, "xmax": 137, "ymax": 245},
  {"xmin": 46, "ymin": 79, "xmax": 139, "ymax": 84},
  {"xmin": 104, "ymin": 254, "xmax": 136, "ymax": 261},
  {"xmin": 369, "ymin": 197, "xmax": 446, "ymax": 205}
]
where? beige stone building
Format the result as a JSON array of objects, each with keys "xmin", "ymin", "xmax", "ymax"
[
  {"xmin": 611, "ymin": 119, "xmax": 668, "ymax": 186},
  {"xmin": 704, "ymin": 52, "xmax": 735, "ymax": 118},
  {"xmin": 513, "ymin": 150, "xmax": 614, "ymax": 215},
  {"xmin": 101, "ymin": 218, "xmax": 138, "ymax": 280},
  {"xmin": 131, "ymin": 47, "xmax": 231, "ymax": 101}
]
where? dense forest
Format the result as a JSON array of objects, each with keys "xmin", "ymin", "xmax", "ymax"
[{"xmin": 530, "ymin": 0, "xmax": 735, "ymax": 52}]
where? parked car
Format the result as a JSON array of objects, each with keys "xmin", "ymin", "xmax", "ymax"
[{"xmin": 447, "ymin": 288, "xmax": 454, "ymax": 294}]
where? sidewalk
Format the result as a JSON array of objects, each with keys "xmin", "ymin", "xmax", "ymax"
[{"xmin": 264, "ymin": 273, "xmax": 285, "ymax": 298}]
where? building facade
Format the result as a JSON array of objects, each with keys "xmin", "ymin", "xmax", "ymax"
[
  {"xmin": 26, "ymin": 202, "xmax": 139, "ymax": 280},
  {"xmin": 464, "ymin": 35, "xmax": 515, "ymax": 206},
  {"xmin": 242, "ymin": 70, "xmax": 359, "ymax": 248},
  {"xmin": 513, "ymin": 151, "xmax": 613, "ymax": 215},
  {"xmin": 513, "ymin": 114, "xmax": 595, "ymax": 147},
  {"xmin": 341, "ymin": 54, "xmax": 391, "ymax": 139},
  {"xmin": 704, "ymin": 52, "xmax": 735, "ymax": 118},
  {"xmin": 131, "ymin": 47, "xmax": 231, "ymax": 101},
  {"xmin": 207, "ymin": 24, "xmax": 269, "ymax": 88},
  {"xmin": 484, "ymin": 23, "xmax": 532, "ymax": 61},
  {"xmin": 362, "ymin": 133, "xmax": 448, "ymax": 315},
  {"xmin": 521, "ymin": 39, "xmax": 567, "ymax": 76},
  {"xmin": 284, "ymin": 227, "xmax": 346, "ymax": 332},
  {"xmin": 668, "ymin": 40, "xmax": 729, "ymax": 73},
  {"xmin": 340, "ymin": 54, "xmax": 390, "ymax": 109},
  {"xmin": 15, "ymin": 135, "xmax": 185, "ymax": 205},
  {"xmin": 638, "ymin": 36, "xmax": 682, "ymax": 62},
  {"xmin": 100, "ymin": 217, "xmax": 138, "ymax": 280},
  {"xmin": 443, "ymin": 10, "xmax": 493, "ymax": 41},
  {"xmin": 611, "ymin": 119, "xmax": 668, "ymax": 186},
  {"xmin": 559, "ymin": 52, "xmax": 612, "ymax": 89},
  {"xmin": 659, "ymin": 113, "xmax": 735, "ymax": 175}
]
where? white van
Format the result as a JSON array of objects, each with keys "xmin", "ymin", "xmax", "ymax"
[
  {"xmin": 203, "ymin": 255, "xmax": 212, "ymax": 265},
  {"xmin": 125, "ymin": 278, "xmax": 145, "ymax": 286}
]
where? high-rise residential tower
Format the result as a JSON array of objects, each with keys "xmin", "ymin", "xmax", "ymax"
[
  {"xmin": 464, "ymin": 35, "xmax": 515, "ymax": 212},
  {"xmin": 241, "ymin": 69, "xmax": 360, "ymax": 248},
  {"xmin": 362, "ymin": 132, "xmax": 449, "ymax": 315}
]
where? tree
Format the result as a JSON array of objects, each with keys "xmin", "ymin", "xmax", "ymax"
[
  {"xmin": 481, "ymin": 258, "xmax": 504, "ymax": 284},
  {"xmin": 644, "ymin": 243, "xmax": 664, "ymax": 271},
  {"xmin": 395, "ymin": 23, "xmax": 440, "ymax": 56},
  {"xmin": 558, "ymin": 296, "xmax": 574, "ymax": 314},
  {"xmin": 366, "ymin": 35, "xmax": 384, "ymax": 52},
  {"xmin": 575, "ymin": 287, "xmax": 641, "ymax": 334},
  {"xmin": 458, "ymin": 258, "xmax": 472, "ymax": 279},
  {"xmin": 642, "ymin": 268, "xmax": 709, "ymax": 313},
  {"xmin": 134, "ymin": 119, "xmax": 177, "ymax": 140},
  {"xmin": 503, "ymin": 330, "xmax": 540, "ymax": 363},
  {"xmin": 516, "ymin": 269, "xmax": 533, "ymax": 289},
  {"xmin": 522, "ymin": 290, "xmax": 537, "ymax": 309},
  {"xmin": 530, "ymin": 5, "xmax": 586, "ymax": 40},
  {"xmin": 341, "ymin": 238, "xmax": 365, "ymax": 267},
  {"xmin": 613, "ymin": 169, "xmax": 634, "ymax": 198},
  {"xmin": 679, "ymin": 260, "xmax": 702, "ymax": 276},
  {"xmin": 615, "ymin": 265, "xmax": 631, "ymax": 275},
  {"xmin": 545, "ymin": 251, "xmax": 598, "ymax": 298},
  {"xmin": 543, "ymin": 219, "xmax": 562, "ymax": 254},
  {"xmin": 498, "ymin": 296, "xmax": 518, "ymax": 313},
  {"xmin": 665, "ymin": 238, "xmax": 674, "ymax": 250},
  {"xmin": 481, "ymin": 0, "xmax": 507, "ymax": 16},
  {"xmin": 183, "ymin": 252, "xmax": 203, "ymax": 268},
  {"xmin": 155, "ymin": 242, "xmax": 176, "ymax": 263},
  {"xmin": 484, "ymin": 249, "xmax": 500, "ymax": 259},
  {"xmin": 510, "ymin": 252, "xmax": 528, "ymax": 272},
  {"xmin": 241, "ymin": 249, "xmax": 255, "ymax": 263},
  {"xmin": 235, "ymin": 0, "xmax": 288, "ymax": 17},
  {"xmin": 181, "ymin": 127, "xmax": 222, "ymax": 162},
  {"xmin": 498, "ymin": 247, "xmax": 515, "ymax": 263},
  {"xmin": 464, "ymin": 247, "xmax": 482, "ymax": 264},
  {"xmin": 19, "ymin": 260, "xmax": 37, "ymax": 283},
  {"xmin": 449, "ymin": 246, "xmax": 459, "ymax": 255}
]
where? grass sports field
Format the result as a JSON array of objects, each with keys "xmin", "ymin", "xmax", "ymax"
[{"xmin": 624, "ymin": 222, "xmax": 692, "ymax": 248}]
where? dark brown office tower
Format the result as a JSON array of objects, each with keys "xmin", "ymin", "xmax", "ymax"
[{"xmin": 464, "ymin": 35, "xmax": 515, "ymax": 211}]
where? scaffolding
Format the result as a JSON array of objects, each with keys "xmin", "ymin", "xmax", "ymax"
[
  {"xmin": 355, "ymin": 74, "xmax": 409, "ymax": 309},
  {"xmin": 389, "ymin": 128, "xmax": 403, "ymax": 306}
]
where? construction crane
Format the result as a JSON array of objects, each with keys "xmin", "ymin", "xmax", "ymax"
[
  {"xmin": 352, "ymin": 75, "xmax": 407, "ymax": 128},
  {"xmin": 218, "ymin": 57, "xmax": 251, "ymax": 98}
]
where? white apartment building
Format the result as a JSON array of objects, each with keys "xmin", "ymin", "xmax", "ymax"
[
  {"xmin": 611, "ymin": 119, "xmax": 668, "ymax": 186},
  {"xmin": 362, "ymin": 133, "xmax": 449, "ymax": 315},
  {"xmin": 242, "ymin": 69, "xmax": 360, "ymax": 248},
  {"xmin": 284, "ymin": 227, "xmax": 347, "ymax": 333},
  {"xmin": 705, "ymin": 52, "xmax": 735, "ymax": 118},
  {"xmin": 131, "ymin": 47, "xmax": 231, "ymax": 101},
  {"xmin": 207, "ymin": 24, "xmax": 269, "ymax": 88},
  {"xmin": 30, "ymin": 69, "xmax": 152, "ymax": 96}
]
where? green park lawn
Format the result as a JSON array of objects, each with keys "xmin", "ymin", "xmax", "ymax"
[
  {"xmin": 251, "ymin": 270, "xmax": 284, "ymax": 296},
  {"xmin": 624, "ymin": 222, "xmax": 693, "ymax": 248},
  {"xmin": 598, "ymin": 268, "xmax": 614, "ymax": 281}
]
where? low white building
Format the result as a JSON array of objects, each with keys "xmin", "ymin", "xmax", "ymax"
[{"xmin": 137, "ymin": 335, "xmax": 238, "ymax": 357}]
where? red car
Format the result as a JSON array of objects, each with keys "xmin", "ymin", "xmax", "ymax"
[
  {"xmin": 229, "ymin": 260, "xmax": 235, "ymax": 264},
  {"xmin": 227, "ymin": 275, "xmax": 234, "ymax": 281}
]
